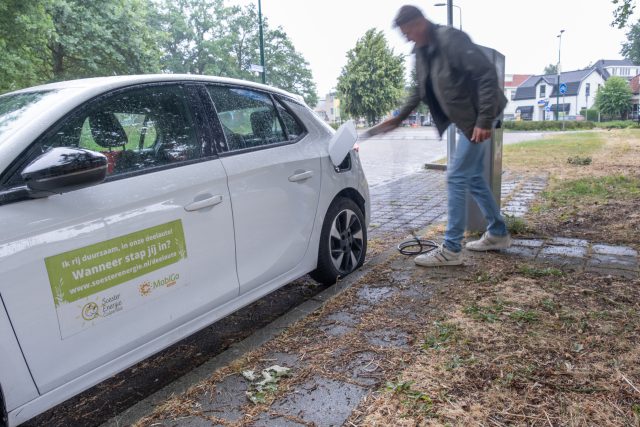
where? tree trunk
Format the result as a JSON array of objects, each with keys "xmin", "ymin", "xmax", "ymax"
[{"xmin": 50, "ymin": 42, "xmax": 65, "ymax": 80}]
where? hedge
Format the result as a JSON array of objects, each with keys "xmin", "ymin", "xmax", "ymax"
[{"xmin": 502, "ymin": 120, "xmax": 596, "ymax": 131}]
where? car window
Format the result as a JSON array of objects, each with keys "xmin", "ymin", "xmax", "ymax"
[
  {"xmin": 0, "ymin": 90, "xmax": 72, "ymax": 146},
  {"xmin": 275, "ymin": 100, "xmax": 305, "ymax": 141},
  {"xmin": 207, "ymin": 86, "xmax": 286, "ymax": 152},
  {"xmin": 39, "ymin": 85, "xmax": 199, "ymax": 177}
]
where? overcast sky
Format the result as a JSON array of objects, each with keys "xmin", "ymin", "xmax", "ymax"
[{"xmin": 228, "ymin": 0, "xmax": 635, "ymax": 96}]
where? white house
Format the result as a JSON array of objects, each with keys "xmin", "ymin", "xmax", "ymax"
[
  {"xmin": 592, "ymin": 59, "xmax": 640, "ymax": 80},
  {"xmin": 511, "ymin": 68, "xmax": 607, "ymax": 120},
  {"xmin": 503, "ymin": 74, "xmax": 532, "ymax": 119}
]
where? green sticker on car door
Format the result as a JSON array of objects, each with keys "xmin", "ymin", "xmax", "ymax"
[{"xmin": 44, "ymin": 220, "xmax": 188, "ymax": 338}]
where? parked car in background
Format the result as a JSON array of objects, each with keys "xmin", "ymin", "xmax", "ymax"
[{"xmin": 0, "ymin": 75, "xmax": 369, "ymax": 427}]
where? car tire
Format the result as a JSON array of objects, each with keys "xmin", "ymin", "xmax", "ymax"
[{"xmin": 310, "ymin": 197, "xmax": 367, "ymax": 285}]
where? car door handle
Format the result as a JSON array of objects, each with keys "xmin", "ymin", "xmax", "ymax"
[
  {"xmin": 288, "ymin": 170, "xmax": 313, "ymax": 182},
  {"xmin": 184, "ymin": 195, "xmax": 223, "ymax": 211}
]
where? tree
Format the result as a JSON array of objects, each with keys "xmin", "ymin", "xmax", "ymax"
[
  {"xmin": 337, "ymin": 29, "xmax": 405, "ymax": 125},
  {"xmin": 621, "ymin": 20, "xmax": 640, "ymax": 64},
  {"xmin": 223, "ymin": 5, "xmax": 318, "ymax": 105},
  {"xmin": 543, "ymin": 64, "xmax": 558, "ymax": 75},
  {"xmin": 0, "ymin": 0, "xmax": 162, "ymax": 92},
  {"xmin": 595, "ymin": 76, "xmax": 632, "ymax": 119},
  {"xmin": 612, "ymin": 0, "xmax": 635, "ymax": 28},
  {"xmin": 44, "ymin": 0, "xmax": 161, "ymax": 80}
]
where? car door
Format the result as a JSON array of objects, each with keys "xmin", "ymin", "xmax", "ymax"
[
  {"xmin": 0, "ymin": 83, "xmax": 238, "ymax": 393},
  {"xmin": 205, "ymin": 85, "xmax": 322, "ymax": 293}
]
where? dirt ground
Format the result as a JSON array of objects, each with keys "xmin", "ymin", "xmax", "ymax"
[
  {"xmin": 358, "ymin": 254, "xmax": 640, "ymax": 426},
  {"xmin": 509, "ymin": 130, "xmax": 640, "ymax": 248}
]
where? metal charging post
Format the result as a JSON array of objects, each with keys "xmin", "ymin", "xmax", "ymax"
[{"xmin": 465, "ymin": 46, "xmax": 505, "ymax": 232}]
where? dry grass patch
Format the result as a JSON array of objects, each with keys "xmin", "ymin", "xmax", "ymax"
[{"xmin": 359, "ymin": 255, "xmax": 640, "ymax": 426}]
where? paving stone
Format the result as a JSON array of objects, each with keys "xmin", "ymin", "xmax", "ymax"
[
  {"xmin": 161, "ymin": 415, "xmax": 221, "ymax": 426},
  {"xmin": 259, "ymin": 352, "xmax": 301, "ymax": 369},
  {"xmin": 341, "ymin": 351, "xmax": 385, "ymax": 386},
  {"xmin": 502, "ymin": 246, "xmax": 539, "ymax": 258},
  {"xmin": 365, "ymin": 329, "xmax": 411, "ymax": 348},
  {"xmin": 591, "ymin": 244, "xmax": 638, "ymax": 257},
  {"xmin": 268, "ymin": 377, "xmax": 368, "ymax": 426},
  {"xmin": 512, "ymin": 239, "xmax": 545, "ymax": 248},
  {"xmin": 585, "ymin": 266, "xmax": 639, "ymax": 279},
  {"xmin": 356, "ymin": 286, "xmax": 396, "ymax": 304},
  {"xmin": 540, "ymin": 245, "xmax": 588, "ymax": 258},
  {"xmin": 536, "ymin": 252, "xmax": 586, "ymax": 270},
  {"xmin": 250, "ymin": 414, "xmax": 306, "ymax": 427},
  {"xmin": 196, "ymin": 374, "xmax": 247, "ymax": 422},
  {"xmin": 325, "ymin": 311, "xmax": 359, "ymax": 326},
  {"xmin": 549, "ymin": 237, "xmax": 589, "ymax": 247},
  {"xmin": 587, "ymin": 254, "xmax": 639, "ymax": 271},
  {"xmin": 318, "ymin": 323, "xmax": 354, "ymax": 337}
]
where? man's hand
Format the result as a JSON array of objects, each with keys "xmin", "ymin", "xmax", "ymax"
[
  {"xmin": 364, "ymin": 117, "xmax": 401, "ymax": 137},
  {"xmin": 470, "ymin": 127, "xmax": 491, "ymax": 143}
]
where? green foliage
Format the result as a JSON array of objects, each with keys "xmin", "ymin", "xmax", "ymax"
[
  {"xmin": 464, "ymin": 300, "xmax": 506, "ymax": 322},
  {"xmin": 567, "ymin": 155, "xmax": 592, "ymax": 165},
  {"xmin": 422, "ymin": 322, "xmax": 458, "ymax": 350},
  {"xmin": 337, "ymin": 29, "xmax": 405, "ymax": 125},
  {"xmin": 0, "ymin": 0, "xmax": 318, "ymax": 106},
  {"xmin": 503, "ymin": 120, "xmax": 596, "ymax": 131},
  {"xmin": 595, "ymin": 76, "xmax": 633, "ymax": 119},
  {"xmin": 504, "ymin": 214, "xmax": 530, "ymax": 235},
  {"xmin": 597, "ymin": 120, "xmax": 640, "ymax": 129},
  {"xmin": 579, "ymin": 108, "xmax": 600, "ymax": 122},
  {"xmin": 545, "ymin": 175, "xmax": 640, "ymax": 205},
  {"xmin": 543, "ymin": 64, "xmax": 558, "ymax": 75},
  {"xmin": 612, "ymin": 0, "xmax": 635, "ymax": 28},
  {"xmin": 621, "ymin": 20, "xmax": 640, "ymax": 64},
  {"xmin": 518, "ymin": 265, "xmax": 564, "ymax": 278}
]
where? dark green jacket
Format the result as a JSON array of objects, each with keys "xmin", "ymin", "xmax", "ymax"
[{"xmin": 397, "ymin": 24, "xmax": 507, "ymax": 140}]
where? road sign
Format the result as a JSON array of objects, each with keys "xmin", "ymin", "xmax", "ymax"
[
  {"xmin": 559, "ymin": 83, "xmax": 567, "ymax": 95},
  {"xmin": 249, "ymin": 64, "xmax": 264, "ymax": 73}
]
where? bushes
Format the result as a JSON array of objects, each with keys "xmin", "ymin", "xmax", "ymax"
[
  {"xmin": 503, "ymin": 120, "xmax": 640, "ymax": 131},
  {"xmin": 503, "ymin": 120, "xmax": 595, "ymax": 131}
]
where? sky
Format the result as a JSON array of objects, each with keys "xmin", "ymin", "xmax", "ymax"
[{"xmin": 228, "ymin": 0, "xmax": 635, "ymax": 97}]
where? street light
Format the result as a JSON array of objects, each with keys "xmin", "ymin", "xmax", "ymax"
[
  {"xmin": 556, "ymin": 29, "xmax": 565, "ymax": 122},
  {"xmin": 258, "ymin": 0, "xmax": 266, "ymax": 84},
  {"xmin": 434, "ymin": 3, "xmax": 462, "ymax": 30}
]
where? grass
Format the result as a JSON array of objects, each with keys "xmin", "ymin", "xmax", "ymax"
[
  {"xmin": 543, "ymin": 175, "xmax": 640, "ymax": 206},
  {"xmin": 518, "ymin": 264, "xmax": 564, "ymax": 278},
  {"xmin": 503, "ymin": 132, "xmax": 605, "ymax": 171},
  {"xmin": 422, "ymin": 322, "xmax": 459, "ymax": 350}
]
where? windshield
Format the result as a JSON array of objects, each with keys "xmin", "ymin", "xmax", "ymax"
[{"xmin": 0, "ymin": 90, "xmax": 60, "ymax": 145}]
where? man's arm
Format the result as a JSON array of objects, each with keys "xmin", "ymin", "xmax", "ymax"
[{"xmin": 369, "ymin": 85, "xmax": 420, "ymax": 135}]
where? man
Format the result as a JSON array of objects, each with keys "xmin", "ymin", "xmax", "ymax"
[{"xmin": 373, "ymin": 5, "xmax": 511, "ymax": 267}]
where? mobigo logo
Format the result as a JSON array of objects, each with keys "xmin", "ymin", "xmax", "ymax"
[
  {"xmin": 153, "ymin": 273, "xmax": 179, "ymax": 289},
  {"xmin": 139, "ymin": 281, "xmax": 152, "ymax": 297},
  {"xmin": 81, "ymin": 302, "xmax": 100, "ymax": 321}
]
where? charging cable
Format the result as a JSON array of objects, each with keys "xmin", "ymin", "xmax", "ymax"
[{"xmin": 397, "ymin": 234, "xmax": 439, "ymax": 256}]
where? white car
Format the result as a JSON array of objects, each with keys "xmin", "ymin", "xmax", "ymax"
[{"xmin": 0, "ymin": 75, "xmax": 368, "ymax": 427}]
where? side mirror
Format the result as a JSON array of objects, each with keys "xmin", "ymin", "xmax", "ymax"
[
  {"xmin": 328, "ymin": 120, "xmax": 357, "ymax": 167},
  {"xmin": 21, "ymin": 147, "xmax": 107, "ymax": 196}
]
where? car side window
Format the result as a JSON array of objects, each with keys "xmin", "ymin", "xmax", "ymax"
[
  {"xmin": 274, "ymin": 100, "xmax": 305, "ymax": 141},
  {"xmin": 206, "ymin": 86, "xmax": 286, "ymax": 152},
  {"xmin": 40, "ymin": 85, "xmax": 200, "ymax": 177}
]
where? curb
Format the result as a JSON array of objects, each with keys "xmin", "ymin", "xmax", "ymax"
[{"xmin": 100, "ymin": 240, "xmax": 401, "ymax": 427}]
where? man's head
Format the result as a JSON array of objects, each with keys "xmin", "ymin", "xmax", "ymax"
[{"xmin": 394, "ymin": 5, "xmax": 430, "ymax": 47}]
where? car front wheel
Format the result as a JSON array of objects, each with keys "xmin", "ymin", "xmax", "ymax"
[{"xmin": 311, "ymin": 197, "xmax": 367, "ymax": 284}]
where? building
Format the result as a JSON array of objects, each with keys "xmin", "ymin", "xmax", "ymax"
[
  {"xmin": 591, "ymin": 59, "xmax": 640, "ymax": 80},
  {"xmin": 503, "ymin": 74, "xmax": 532, "ymax": 119},
  {"xmin": 314, "ymin": 91, "xmax": 341, "ymax": 124},
  {"xmin": 511, "ymin": 68, "xmax": 607, "ymax": 121}
]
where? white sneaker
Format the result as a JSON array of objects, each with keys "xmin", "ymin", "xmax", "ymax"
[
  {"xmin": 415, "ymin": 244, "xmax": 463, "ymax": 267},
  {"xmin": 465, "ymin": 232, "xmax": 512, "ymax": 251}
]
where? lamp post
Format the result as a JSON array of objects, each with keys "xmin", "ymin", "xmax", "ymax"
[
  {"xmin": 258, "ymin": 0, "xmax": 266, "ymax": 84},
  {"xmin": 434, "ymin": 3, "xmax": 462, "ymax": 30},
  {"xmin": 556, "ymin": 29, "xmax": 564, "ymax": 122}
]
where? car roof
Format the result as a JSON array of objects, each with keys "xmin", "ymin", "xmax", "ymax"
[{"xmin": 9, "ymin": 74, "xmax": 304, "ymax": 103}]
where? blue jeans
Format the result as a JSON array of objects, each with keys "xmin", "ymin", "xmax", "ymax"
[{"xmin": 443, "ymin": 132, "xmax": 507, "ymax": 253}]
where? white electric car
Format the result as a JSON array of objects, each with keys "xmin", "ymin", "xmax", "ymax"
[{"xmin": 0, "ymin": 75, "xmax": 368, "ymax": 426}]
